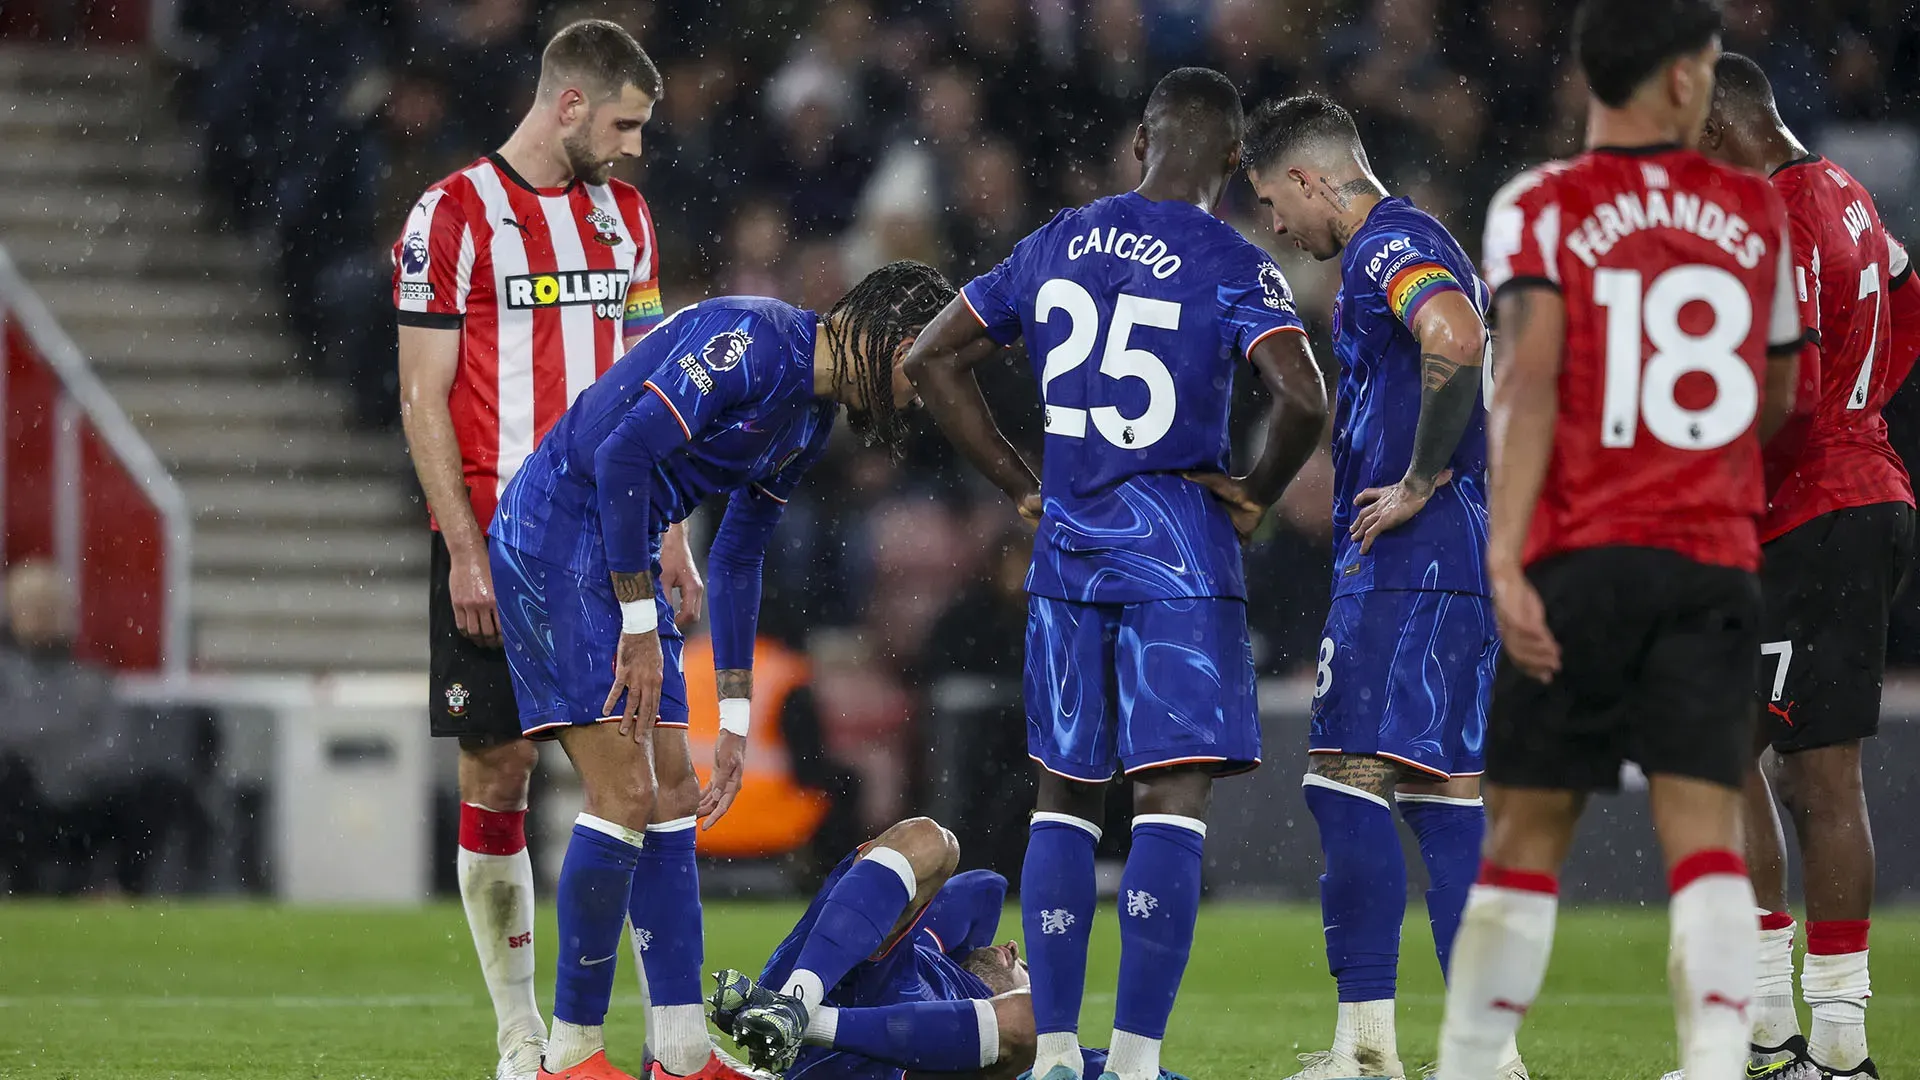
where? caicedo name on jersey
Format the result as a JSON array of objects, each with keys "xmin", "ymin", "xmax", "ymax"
[
  {"xmin": 504, "ymin": 270, "xmax": 631, "ymax": 320},
  {"xmin": 1566, "ymin": 167, "xmax": 1768, "ymax": 271},
  {"xmin": 1066, "ymin": 225, "xmax": 1185, "ymax": 279}
]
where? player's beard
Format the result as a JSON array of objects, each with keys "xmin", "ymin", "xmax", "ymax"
[{"xmin": 562, "ymin": 128, "xmax": 614, "ymax": 185}]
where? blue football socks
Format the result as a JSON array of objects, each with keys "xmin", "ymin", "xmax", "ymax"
[
  {"xmin": 1113, "ymin": 815, "xmax": 1206, "ymax": 1041},
  {"xmin": 787, "ymin": 846, "xmax": 918, "ymax": 1005},
  {"xmin": 1397, "ymin": 793, "xmax": 1486, "ymax": 977},
  {"xmin": 1303, "ymin": 776, "xmax": 1404, "ymax": 1003},
  {"xmin": 554, "ymin": 814, "xmax": 645, "ymax": 1027},
  {"xmin": 816, "ymin": 998, "xmax": 991, "ymax": 1070},
  {"xmin": 1022, "ymin": 813, "xmax": 1100, "ymax": 1042}
]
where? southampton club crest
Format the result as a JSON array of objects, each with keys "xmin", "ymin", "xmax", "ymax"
[
  {"xmin": 444, "ymin": 682, "xmax": 470, "ymax": 717},
  {"xmin": 585, "ymin": 206, "xmax": 624, "ymax": 247},
  {"xmin": 701, "ymin": 330, "xmax": 753, "ymax": 372}
]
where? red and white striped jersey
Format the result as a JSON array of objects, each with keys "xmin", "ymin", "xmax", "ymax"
[{"xmin": 392, "ymin": 153, "xmax": 665, "ymax": 531}]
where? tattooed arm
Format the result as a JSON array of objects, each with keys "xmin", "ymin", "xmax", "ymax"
[
  {"xmin": 1404, "ymin": 291, "xmax": 1489, "ymax": 491},
  {"xmin": 1349, "ymin": 289, "xmax": 1488, "ymax": 553}
]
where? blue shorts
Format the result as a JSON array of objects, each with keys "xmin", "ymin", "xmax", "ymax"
[
  {"xmin": 1024, "ymin": 594, "xmax": 1260, "ymax": 782},
  {"xmin": 489, "ymin": 539, "xmax": 687, "ymax": 738},
  {"xmin": 1309, "ymin": 589, "xmax": 1495, "ymax": 778}
]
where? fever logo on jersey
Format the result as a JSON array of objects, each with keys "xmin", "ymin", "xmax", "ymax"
[
  {"xmin": 702, "ymin": 330, "xmax": 753, "ymax": 372},
  {"xmin": 401, "ymin": 231, "xmax": 429, "ymax": 275},
  {"xmin": 586, "ymin": 206, "xmax": 624, "ymax": 247}
]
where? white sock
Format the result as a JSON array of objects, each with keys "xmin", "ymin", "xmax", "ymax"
[
  {"xmin": 1033, "ymin": 1030, "xmax": 1083, "ymax": 1079},
  {"xmin": 1331, "ymin": 999, "xmax": 1398, "ymax": 1070},
  {"xmin": 803, "ymin": 1004, "xmax": 841, "ymax": 1046},
  {"xmin": 651, "ymin": 1003, "xmax": 711, "ymax": 1076},
  {"xmin": 1668, "ymin": 864, "xmax": 1758, "ymax": 1080},
  {"xmin": 1753, "ymin": 916, "xmax": 1801, "ymax": 1049},
  {"xmin": 1105, "ymin": 1029, "xmax": 1160, "ymax": 1080},
  {"xmin": 1499, "ymin": 1033, "xmax": 1522, "ymax": 1066},
  {"xmin": 1804, "ymin": 949, "xmax": 1870, "ymax": 1069},
  {"xmin": 546, "ymin": 1018, "xmax": 604, "ymax": 1072},
  {"xmin": 457, "ymin": 845, "xmax": 545, "ymax": 1056},
  {"xmin": 1438, "ymin": 876, "xmax": 1558, "ymax": 1080},
  {"xmin": 784, "ymin": 969, "xmax": 827, "ymax": 1011}
]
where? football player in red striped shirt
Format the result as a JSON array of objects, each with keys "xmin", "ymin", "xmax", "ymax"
[
  {"xmin": 1694, "ymin": 53, "xmax": 1920, "ymax": 1080},
  {"xmin": 393, "ymin": 21, "xmax": 703, "ymax": 1080},
  {"xmin": 1437, "ymin": 2, "xmax": 1807, "ymax": 1078}
]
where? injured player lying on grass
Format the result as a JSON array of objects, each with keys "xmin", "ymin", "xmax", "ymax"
[{"xmin": 706, "ymin": 816, "xmax": 1190, "ymax": 1080}]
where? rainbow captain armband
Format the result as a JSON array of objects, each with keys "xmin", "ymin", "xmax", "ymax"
[
  {"xmin": 624, "ymin": 279, "xmax": 665, "ymax": 340},
  {"xmin": 1385, "ymin": 260, "xmax": 1464, "ymax": 327}
]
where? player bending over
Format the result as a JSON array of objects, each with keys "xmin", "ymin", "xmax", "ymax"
[
  {"xmin": 1680, "ymin": 52, "xmax": 1920, "ymax": 1080},
  {"xmin": 1437, "ymin": 0, "xmax": 1806, "ymax": 1078},
  {"xmin": 1242, "ymin": 93, "xmax": 1519, "ymax": 1080},
  {"xmin": 903, "ymin": 68, "xmax": 1329, "ymax": 1080},
  {"xmin": 487, "ymin": 262, "xmax": 954, "ymax": 1080},
  {"xmin": 710, "ymin": 817, "xmax": 1190, "ymax": 1080}
]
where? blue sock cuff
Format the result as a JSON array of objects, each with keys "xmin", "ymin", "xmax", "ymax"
[
  {"xmin": 642, "ymin": 818, "xmax": 699, "ymax": 854},
  {"xmin": 572, "ymin": 820, "xmax": 646, "ymax": 863},
  {"xmin": 1303, "ymin": 776, "xmax": 1404, "ymax": 1004}
]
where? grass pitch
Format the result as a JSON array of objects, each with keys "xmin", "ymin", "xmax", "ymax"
[{"xmin": 0, "ymin": 901, "xmax": 1914, "ymax": 1079}]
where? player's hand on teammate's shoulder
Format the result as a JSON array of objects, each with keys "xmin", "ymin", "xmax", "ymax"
[
  {"xmin": 447, "ymin": 544, "xmax": 504, "ymax": 648},
  {"xmin": 1489, "ymin": 558, "xmax": 1561, "ymax": 683},
  {"xmin": 699, "ymin": 729, "xmax": 749, "ymax": 829},
  {"xmin": 607, "ymin": 628, "xmax": 665, "ymax": 741},
  {"xmin": 1182, "ymin": 471, "xmax": 1267, "ymax": 541},
  {"xmin": 1350, "ymin": 469, "xmax": 1453, "ymax": 555}
]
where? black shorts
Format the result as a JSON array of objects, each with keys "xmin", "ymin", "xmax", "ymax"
[
  {"xmin": 1488, "ymin": 546, "xmax": 1762, "ymax": 792},
  {"xmin": 430, "ymin": 532, "xmax": 522, "ymax": 741},
  {"xmin": 1758, "ymin": 501, "xmax": 1915, "ymax": 753}
]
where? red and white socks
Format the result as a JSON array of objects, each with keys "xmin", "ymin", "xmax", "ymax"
[
  {"xmin": 1665, "ymin": 851, "xmax": 1757, "ymax": 1080},
  {"xmin": 1751, "ymin": 910, "xmax": 1801, "ymax": 1051},
  {"xmin": 1804, "ymin": 919, "xmax": 1871, "ymax": 1071},
  {"xmin": 458, "ymin": 803, "xmax": 546, "ymax": 1057},
  {"xmin": 1437, "ymin": 864, "xmax": 1558, "ymax": 1079}
]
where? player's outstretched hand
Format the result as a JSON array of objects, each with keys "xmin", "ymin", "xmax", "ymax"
[
  {"xmin": 606, "ymin": 629, "xmax": 664, "ymax": 741},
  {"xmin": 1350, "ymin": 469, "xmax": 1453, "ymax": 555},
  {"xmin": 658, "ymin": 531, "xmax": 707, "ymax": 629},
  {"xmin": 699, "ymin": 729, "xmax": 749, "ymax": 829},
  {"xmin": 1182, "ymin": 472, "xmax": 1266, "ymax": 540},
  {"xmin": 448, "ymin": 547, "xmax": 503, "ymax": 648},
  {"xmin": 1491, "ymin": 563, "xmax": 1561, "ymax": 682}
]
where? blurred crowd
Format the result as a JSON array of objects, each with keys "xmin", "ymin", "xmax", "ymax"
[{"xmin": 157, "ymin": 0, "xmax": 1920, "ymax": 844}]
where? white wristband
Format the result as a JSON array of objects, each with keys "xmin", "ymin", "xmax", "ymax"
[
  {"xmin": 718, "ymin": 697, "xmax": 751, "ymax": 737},
  {"xmin": 620, "ymin": 598, "xmax": 658, "ymax": 635}
]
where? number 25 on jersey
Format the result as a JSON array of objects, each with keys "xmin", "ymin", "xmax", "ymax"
[{"xmin": 1037, "ymin": 277, "xmax": 1180, "ymax": 450}]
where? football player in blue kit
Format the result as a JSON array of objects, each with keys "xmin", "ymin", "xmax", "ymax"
[
  {"xmin": 899, "ymin": 68, "xmax": 1331, "ymax": 1080},
  {"xmin": 485, "ymin": 261, "xmax": 955, "ymax": 1080},
  {"xmin": 1243, "ymin": 94, "xmax": 1523, "ymax": 1080},
  {"xmin": 709, "ymin": 817, "xmax": 1193, "ymax": 1080}
]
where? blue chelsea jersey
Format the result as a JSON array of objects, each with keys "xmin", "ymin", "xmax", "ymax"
[
  {"xmin": 963, "ymin": 192, "xmax": 1308, "ymax": 603},
  {"xmin": 490, "ymin": 297, "xmax": 835, "ymax": 578},
  {"xmin": 1330, "ymin": 197, "xmax": 1491, "ymax": 598}
]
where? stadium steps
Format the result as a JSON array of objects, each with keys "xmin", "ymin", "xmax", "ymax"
[{"xmin": 0, "ymin": 45, "xmax": 427, "ymax": 673}]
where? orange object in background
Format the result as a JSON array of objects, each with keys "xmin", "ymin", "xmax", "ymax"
[{"xmin": 682, "ymin": 635, "xmax": 831, "ymax": 859}]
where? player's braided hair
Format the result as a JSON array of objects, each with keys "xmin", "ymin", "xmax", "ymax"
[{"xmin": 823, "ymin": 260, "xmax": 955, "ymax": 459}]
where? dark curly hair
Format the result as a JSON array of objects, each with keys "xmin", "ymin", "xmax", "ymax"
[{"xmin": 822, "ymin": 259, "xmax": 955, "ymax": 459}]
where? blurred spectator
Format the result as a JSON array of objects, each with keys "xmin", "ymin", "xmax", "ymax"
[
  {"xmin": 0, "ymin": 562, "xmax": 199, "ymax": 896},
  {"xmin": 808, "ymin": 629, "xmax": 914, "ymax": 833}
]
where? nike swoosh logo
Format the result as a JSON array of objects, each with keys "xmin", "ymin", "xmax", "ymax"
[{"xmin": 580, "ymin": 954, "xmax": 617, "ymax": 967}]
